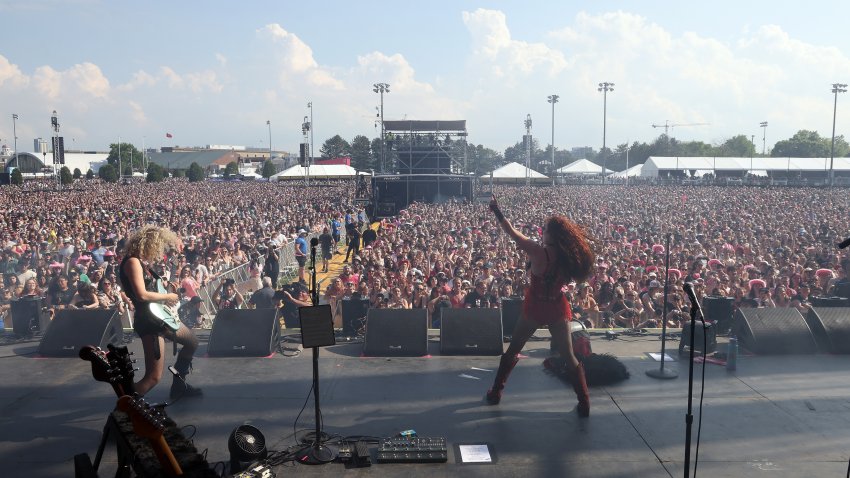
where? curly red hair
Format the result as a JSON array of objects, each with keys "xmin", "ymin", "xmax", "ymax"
[{"xmin": 545, "ymin": 215, "xmax": 595, "ymax": 283}]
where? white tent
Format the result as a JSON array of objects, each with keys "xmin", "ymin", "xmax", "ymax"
[
  {"xmin": 640, "ymin": 156, "xmax": 850, "ymax": 177},
  {"xmin": 271, "ymin": 164, "xmax": 367, "ymax": 180},
  {"xmin": 556, "ymin": 158, "xmax": 613, "ymax": 175},
  {"xmin": 609, "ymin": 163, "xmax": 643, "ymax": 178},
  {"xmin": 482, "ymin": 162, "xmax": 549, "ymax": 183}
]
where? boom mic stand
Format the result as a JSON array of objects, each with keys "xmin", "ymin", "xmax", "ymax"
[
  {"xmin": 682, "ymin": 282, "xmax": 703, "ymax": 478},
  {"xmin": 296, "ymin": 238, "xmax": 338, "ymax": 465},
  {"xmin": 646, "ymin": 233, "xmax": 678, "ymax": 380}
]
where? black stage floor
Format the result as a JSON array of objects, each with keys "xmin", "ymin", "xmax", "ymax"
[{"xmin": 2, "ymin": 330, "xmax": 850, "ymax": 478}]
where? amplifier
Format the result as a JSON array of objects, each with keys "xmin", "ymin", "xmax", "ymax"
[{"xmin": 376, "ymin": 437, "xmax": 448, "ymax": 463}]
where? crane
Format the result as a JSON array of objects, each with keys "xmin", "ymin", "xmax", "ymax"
[{"xmin": 651, "ymin": 120, "xmax": 710, "ymax": 135}]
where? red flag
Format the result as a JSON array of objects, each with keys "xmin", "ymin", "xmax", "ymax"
[{"xmin": 166, "ymin": 133, "xmax": 173, "ymax": 138}]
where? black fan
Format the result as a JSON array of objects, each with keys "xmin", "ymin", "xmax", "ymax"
[{"xmin": 228, "ymin": 424, "xmax": 268, "ymax": 473}]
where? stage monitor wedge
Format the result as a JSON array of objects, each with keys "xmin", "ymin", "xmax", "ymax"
[
  {"xmin": 208, "ymin": 309, "xmax": 280, "ymax": 357},
  {"xmin": 440, "ymin": 308, "xmax": 503, "ymax": 356},
  {"xmin": 363, "ymin": 309, "xmax": 428, "ymax": 357},
  {"xmin": 38, "ymin": 309, "xmax": 120, "ymax": 357},
  {"xmin": 733, "ymin": 308, "xmax": 817, "ymax": 355},
  {"xmin": 806, "ymin": 307, "xmax": 850, "ymax": 354}
]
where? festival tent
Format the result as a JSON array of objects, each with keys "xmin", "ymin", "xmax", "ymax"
[
  {"xmin": 609, "ymin": 163, "xmax": 644, "ymax": 178},
  {"xmin": 555, "ymin": 159, "xmax": 613, "ymax": 175},
  {"xmin": 271, "ymin": 164, "xmax": 367, "ymax": 180},
  {"xmin": 640, "ymin": 156, "xmax": 850, "ymax": 177},
  {"xmin": 481, "ymin": 162, "xmax": 549, "ymax": 183}
]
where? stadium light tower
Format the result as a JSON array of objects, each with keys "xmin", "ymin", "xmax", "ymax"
[
  {"xmin": 598, "ymin": 82, "xmax": 614, "ymax": 184},
  {"xmin": 11, "ymin": 113, "xmax": 18, "ymax": 171},
  {"xmin": 759, "ymin": 121, "xmax": 768, "ymax": 155},
  {"xmin": 373, "ymin": 83, "xmax": 390, "ymax": 173},
  {"xmin": 266, "ymin": 120, "xmax": 272, "ymax": 165},
  {"xmin": 830, "ymin": 83, "xmax": 847, "ymax": 186},
  {"xmin": 547, "ymin": 95, "xmax": 559, "ymax": 170}
]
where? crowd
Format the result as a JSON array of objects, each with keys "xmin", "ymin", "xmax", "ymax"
[{"xmin": 2, "ymin": 178, "xmax": 850, "ymax": 333}]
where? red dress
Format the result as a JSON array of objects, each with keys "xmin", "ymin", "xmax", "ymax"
[{"xmin": 523, "ymin": 251, "xmax": 571, "ymax": 325}]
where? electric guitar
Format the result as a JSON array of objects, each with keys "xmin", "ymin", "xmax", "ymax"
[
  {"xmin": 79, "ymin": 345, "xmax": 135, "ymax": 397},
  {"xmin": 117, "ymin": 395, "xmax": 183, "ymax": 477},
  {"xmin": 148, "ymin": 277, "xmax": 181, "ymax": 331}
]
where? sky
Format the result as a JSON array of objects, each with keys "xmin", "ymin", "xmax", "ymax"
[{"xmin": 1, "ymin": 1, "xmax": 850, "ymax": 157}]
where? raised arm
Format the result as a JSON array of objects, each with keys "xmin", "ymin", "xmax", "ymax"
[{"xmin": 489, "ymin": 195, "xmax": 541, "ymax": 255}]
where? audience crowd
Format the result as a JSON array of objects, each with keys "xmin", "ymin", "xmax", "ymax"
[{"xmin": 2, "ymin": 179, "xmax": 850, "ymax": 332}]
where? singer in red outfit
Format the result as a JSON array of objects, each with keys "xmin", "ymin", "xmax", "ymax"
[{"xmin": 486, "ymin": 195, "xmax": 595, "ymax": 416}]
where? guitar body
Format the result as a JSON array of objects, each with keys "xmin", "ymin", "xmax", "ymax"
[
  {"xmin": 149, "ymin": 278, "xmax": 181, "ymax": 331},
  {"xmin": 117, "ymin": 395, "xmax": 183, "ymax": 477}
]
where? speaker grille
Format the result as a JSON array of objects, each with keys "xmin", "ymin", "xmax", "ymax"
[
  {"xmin": 208, "ymin": 309, "xmax": 280, "ymax": 357},
  {"xmin": 363, "ymin": 309, "xmax": 428, "ymax": 357},
  {"xmin": 807, "ymin": 307, "xmax": 850, "ymax": 353},
  {"xmin": 440, "ymin": 308, "xmax": 503, "ymax": 355},
  {"xmin": 734, "ymin": 308, "xmax": 817, "ymax": 354}
]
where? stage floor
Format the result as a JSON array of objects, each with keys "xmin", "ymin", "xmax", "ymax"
[{"xmin": 2, "ymin": 330, "xmax": 850, "ymax": 478}]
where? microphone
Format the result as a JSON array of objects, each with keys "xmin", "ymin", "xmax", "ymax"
[
  {"xmin": 838, "ymin": 237, "xmax": 850, "ymax": 249},
  {"xmin": 683, "ymin": 282, "xmax": 701, "ymax": 311},
  {"xmin": 310, "ymin": 237, "xmax": 319, "ymax": 247}
]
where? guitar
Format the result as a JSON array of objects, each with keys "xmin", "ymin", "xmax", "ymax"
[
  {"xmin": 117, "ymin": 395, "xmax": 183, "ymax": 477},
  {"xmin": 148, "ymin": 277, "xmax": 181, "ymax": 331},
  {"xmin": 79, "ymin": 345, "xmax": 135, "ymax": 397}
]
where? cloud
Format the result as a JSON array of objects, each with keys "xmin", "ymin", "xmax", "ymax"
[
  {"xmin": 129, "ymin": 100, "xmax": 146, "ymax": 123},
  {"xmin": 0, "ymin": 54, "xmax": 28, "ymax": 88},
  {"xmin": 258, "ymin": 23, "xmax": 344, "ymax": 90},
  {"xmin": 215, "ymin": 53, "xmax": 227, "ymax": 67}
]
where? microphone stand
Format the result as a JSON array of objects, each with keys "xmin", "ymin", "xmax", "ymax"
[
  {"xmin": 683, "ymin": 286, "xmax": 703, "ymax": 478},
  {"xmin": 296, "ymin": 239, "xmax": 337, "ymax": 465},
  {"xmin": 646, "ymin": 233, "xmax": 678, "ymax": 380}
]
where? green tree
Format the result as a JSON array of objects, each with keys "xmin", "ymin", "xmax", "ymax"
[
  {"xmin": 716, "ymin": 134, "xmax": 756, "ymax": 157},
  {"xmin": 59, "ymin": 166, "xmax": 73, "ymax": 185},
  {"xmin": 772, "ymin": 130, "xmax": 850, "ymax": 158},
  {"xmin": 370, "ymin": 137, "xmax": 384, "ymax": 172},
  {"xmin": 223, "ymin": 161, "xmax": 239, "ymax": 178},
  {"xmin": 85, "ymin": 169, "xmax": 94, "ymax": 180},
  {"xmin": 171, "ymin": 169, "xmax": 186, "ymax": 178},
  {"xmin": 320, "ymin": 135, "xmax": 351, "ymax": 159},
  {"xmin": 10, "ymin": 168, "xmax": 22, "ymax": 185},
  {"xmin": 98, "ymin": 164, "xmax": 119, "ymax": 182},
  {"xmin": 468, "ymin": 144, "xmax": 504, "ymax": 175},
  {"xmin": 504, "ymin": 138, "xmax": 541, "ymax": 165},
  {"xmin": 106, "ymin": 142, "xmax": 143, "ymax": 177},
  {"xmin": 261, "ymin": 160, "xmax": 277, "ymax": 178},
  {"xmin": 73, "ymin": 168, "xmax": 82, "ymax": 179},
  {"xmin": 350, "ymin": 135, "xmax": 373, "ymax": 171},
  {"xmin": 146, "ymin": 163, "xmax": 166, "ymax": 182},
  {"xmin": 187, "ymin": 162, "xmax": 205, "ymax": 182}
]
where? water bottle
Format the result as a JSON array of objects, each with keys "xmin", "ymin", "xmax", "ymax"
[{"xmin": 726, "ymin": 336, "xmax": 738, "ymax": 371}]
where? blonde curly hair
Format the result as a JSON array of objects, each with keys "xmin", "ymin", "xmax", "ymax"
[{"xmin": 124, "ymin": 224, "xmax": 180, "ymax": 262}]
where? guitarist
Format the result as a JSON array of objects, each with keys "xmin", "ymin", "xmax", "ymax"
[{"xmin": 120, "ymin": 225, "xmax": 202, "ymax": 400}]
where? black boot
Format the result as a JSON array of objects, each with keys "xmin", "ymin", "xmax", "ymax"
[{"xmin": 170, "ymin": 356, "xmax": 203, "ymax": 400}]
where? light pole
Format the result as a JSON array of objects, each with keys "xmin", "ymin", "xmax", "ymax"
[
  {"xmin": 759, "ymin": 121, "xmax": 768, "ymax": 155},
  {"xmin": 11, "ymin": 114, "xmax": 18, "ymax": 171},
  {"xmin": 373, "ymin": 83, "xmax": 390, "ymax": 173},
  {"xmin": 547, "ymin": 94, "xmax": 559, "ymax": 171},
  {"xmin": 830, "ymin": 83, "xmax": 847, "ymax": 186},
  {"xmin": 307, "ymin": 102, "xmax": 314, "ymax": 165},
  {"xmin": 266, "ymin": 120, "xmax": 272, "ymax": 167},
  {"xmin": 302, "ymin": 116, "xmax": 311, "ymax": 187},
  {"xmin": 598, "ymin": 82, "xmax": 614, "ymax": 184}
]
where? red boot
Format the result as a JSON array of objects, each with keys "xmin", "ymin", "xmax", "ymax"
[
  {"xmin": 568, "ymin": 362, "xmax": 590, "ymax": 417},
  {"xmin": 485, "ymin": 353, "xmax": 519, "ymax": 405}
]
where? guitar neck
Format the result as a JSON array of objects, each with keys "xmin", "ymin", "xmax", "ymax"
[{"xmin": 148, "ymin": 434, "xmax": 183, "ymax": 477}]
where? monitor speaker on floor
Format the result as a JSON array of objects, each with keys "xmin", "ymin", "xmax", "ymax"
[
  {"xmin": 362, "ymin": 309, "xmax": 428, "ymax": 357},
  {"xmin": 733, "ymin": 308, "xmax": 817, "ymax": 355},
  {"xmin": 38, "ymin": 309, "xmax": 120, "ymax": 357},
  {"xmin": 208, "ymin": 309, "xmax": 280, "ymax": 357},
  {"xmin": 440, "ymin": 308, "xmax": 503, "ymax": 356},
  {"xmin": 806, "ymin": 307, "xmax": 850, "ymax": 353},
  {"xmin": 500, "ymin": 298, "xmax": 523, "ymax": 338}
]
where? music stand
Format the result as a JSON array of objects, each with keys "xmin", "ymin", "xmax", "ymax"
[{"xmin": 295, "ymin": 305, "xmax": 337, "ymax": 464}]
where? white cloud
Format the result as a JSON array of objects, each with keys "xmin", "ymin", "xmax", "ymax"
[
  {"xmin": 67, "ymin": 62, "xmax": 110, "ymax": 98},
  {"xmin": 258, "ymin": 23, "xmax": 344, "ymax": 90},
  {"xmin": 215, "ymin": 53, "xmax": 227, "ymax": 67},
  {"xmin": 129, "ymin": 100, "xmax": 146, "ymax": 123},
  {"xmin": 0, "ymin": 54, "xmax": 28, "ymax": 88}
]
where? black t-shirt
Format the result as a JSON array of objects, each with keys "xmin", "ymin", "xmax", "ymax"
[
  {"xmin": 318, "ymin": 233, "xmax": 333, "ymax": 252},
  {"xmin": 463, "ymin": 290, "xmax": 495, "ymax": 308},
  {"xmin": 52, "ymin": 287, "xmax": 76, "ymax": 307},
  {"xmin": 249, "ymin": 286, "xmax": 277, "ymax": 309}
]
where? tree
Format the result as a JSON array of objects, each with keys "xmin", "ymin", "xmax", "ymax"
[
  {"xmin": 370, "ymin": 137, "xmax": 384, "ymax": 172},
  {"xmin": 716, "ymin": 135, "xmax": 756, "ymax": 157},
  {"xmin": 223, "ymin": 161, "xmax": 239, "ymax": 178},
  {"xmin": 106, "ymin": 142, "xmax": 143, "ymax": 177},
  {"xmin": 85, "ymin": 169, "xmax": 94, "ymax": 180},
  {"xmin": 172, "ymin": 169, "xmax": 186, "ymax": 178},
  {"xmin": 320, "ymin": 135, "xmax": 351, "ymax": 159},
  {"xmin": 73, "ymin": 168, "xmax": 82, "ymax": 179},
  {"xmin": 146, "ymin": 163, "xmax": 166, "ymax": 182},
  {"xmin": 187, "ymin": 162, "xmax": 205, "ymax": 182},
  {"xmin": 467, "ymin": 144, "xmax": 503, "ymax": 175},
  {"xmin": 10, "ymin": 168, "xmax": 22, "ymax": 185},
  {"xmin": 98, "ymin": 164, "xmax": 118, "ymax": 183},
  {"xmin": 261, "ymin": 160, "xmax": 276, "ymax": 178},
  {"xmin": 59, "ymin": 166, "xmax": 73, "ymax": 185},
  {"xmin": 350, "ymin": 135, "xmax": 373, "ymax": 171},
  {"xmin": 772, "ymin": 130, "xmax": 850, "ymax": 158}
]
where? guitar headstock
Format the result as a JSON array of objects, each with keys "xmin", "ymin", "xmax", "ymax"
[
  {"xmin": 117, "ymin": 395, "xmax": 166, "ymax": 439},
  {"xmin": 106, "ymin": 344, "xmax": 136, "ymax": 396},
  {"xmin": 79, "ymin": 346, "xmax": 112, "ymax": 383}
]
